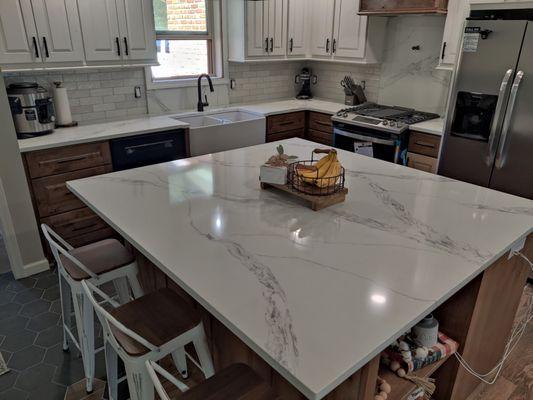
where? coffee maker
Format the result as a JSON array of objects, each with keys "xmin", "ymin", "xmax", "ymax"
[
  {"xmin": 295, "ymin": 68, "xmax": 317, "ymax": 100},
  {"xmin": 7, "ymin": 82, "xmax": 55, "ymax": 138}
]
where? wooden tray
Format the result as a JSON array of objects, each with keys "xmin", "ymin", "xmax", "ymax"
[{"xmin": 260, "ymin": 181, "xmax": 348, "ymax": 211}]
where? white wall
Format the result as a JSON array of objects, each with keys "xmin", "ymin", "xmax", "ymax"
[
  {"xmin": 378, "ymin": 16, "xmax": 452, "ymax": 114},
  {"xmin": 0, "ymin": 72, "xmax": 49, "ymax": 279}
]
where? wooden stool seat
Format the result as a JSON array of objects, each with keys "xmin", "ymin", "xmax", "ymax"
[
  {"xmin": 177, "ymin": 363, "xmax": 280, "ymax": 400},
  {"xmin": 110, "ymin": 289, "xmax": 201, "ymax": 356},
  {"xmin": 60, "ymin": 238, "xmax": 135, "ymax": 281}
]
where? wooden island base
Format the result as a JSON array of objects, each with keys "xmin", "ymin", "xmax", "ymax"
[{"xmin": 133, "ymin": 235, "xmax": 532, "ymax": 400}]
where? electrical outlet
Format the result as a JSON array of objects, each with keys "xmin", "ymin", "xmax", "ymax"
[
  {"xmin": 134, "ymin": 86, "xmax": 142, "ymax": 98},
  {"xmin": 230, "ymin": 79, "xmax": 236, "ymax": 90}
]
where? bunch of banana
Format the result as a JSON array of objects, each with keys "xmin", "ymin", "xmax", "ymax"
[{"xmin": 296, "ymin": 150, "xmax": 342, "ymax": 188}]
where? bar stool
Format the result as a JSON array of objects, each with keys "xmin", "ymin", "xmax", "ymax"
[
  {"xmin": 41, "ymin": 224, "xmax": 144, "ymax": 393},
  {"xmin": 146, "ymin": 361, "xmax": 281, "ymax": 400},
  {"xmin": 81, "ymin": 280, "xmax": 215, "ymax": 400}
]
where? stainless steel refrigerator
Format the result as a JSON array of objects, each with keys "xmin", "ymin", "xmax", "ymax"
[{"xmin": 439, "ymin": 17, "xmax": 533, "ymax": 199}]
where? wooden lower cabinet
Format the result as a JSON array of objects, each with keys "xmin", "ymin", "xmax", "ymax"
[
  {"xmin": 359, "ymin": 0, "xmax": 448, "ymax": 15},
  {"xmin": 407, "ymin": 130, "xmax": 442, "ymax": 174},
  {"xmin": 266, "ymin": 111, "xmax": 334, "ymax": 146},
  {"xmin": 407, "ymin": 152, "xmax": 438, "ymax": 173},
  {"xmin": 266, "ymin": 129, "xmax": 305, "ymax": 143},
  {"xmin": 41, "ymin": 207, "xmax": 109, "ymax": 242}
]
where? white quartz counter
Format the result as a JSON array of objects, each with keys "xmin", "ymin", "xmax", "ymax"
[
  {"xmin": 67, "ymin": 138, "xmax": 533, "ymax": 400},
  {"xmin": 18, "ymin": 99, "xmax": 445, "ymax": 153}
]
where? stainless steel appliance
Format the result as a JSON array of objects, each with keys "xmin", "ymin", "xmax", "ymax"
[
  {"xmin": 332, "ymin": 103, "xmax": 439, "ymax": 164},
  {"xmin": 7, "ymin": 82, "xmax": 55, "ymax": 138},
  {"xmin": 110, "ymin": 129, "xmax": 188, "ymax": 171},
  {"xmin": 439, "ymin": 12, "xmax": 533, "ymax": 199}
]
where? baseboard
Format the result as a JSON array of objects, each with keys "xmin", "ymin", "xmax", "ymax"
[{"xmin": 19, "ymin": 258, "xmax": 50, "ymax": 278}]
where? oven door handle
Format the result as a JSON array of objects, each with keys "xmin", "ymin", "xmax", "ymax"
[
  {"xmin": 486, "ymin": 68, "xmax": 513, "ymax": 166},
  {"xmin": 334, "ymin": 128, "xmax": 395, "ymax": 146}
]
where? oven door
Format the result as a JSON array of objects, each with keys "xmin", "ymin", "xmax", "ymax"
[{"xmin": 333, "ymin": 124, "xmax": 407, "ymax": 164}]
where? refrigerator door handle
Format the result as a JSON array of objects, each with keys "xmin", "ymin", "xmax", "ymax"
[
  {"xmin": 495, "ymin": 70, "xmax": 524, "ymax": 170},
  {"xmin": 486, "ymin": 69, "xmax": 514, "ymax": 166}
]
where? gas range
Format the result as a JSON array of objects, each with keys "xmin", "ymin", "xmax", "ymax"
[{"xmin": 332, "ymin": 103, "xmax": 440, "ymax": 134}]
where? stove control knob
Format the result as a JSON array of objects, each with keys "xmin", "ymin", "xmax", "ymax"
[
  {"xmin": 382, "ymin": 120, "xmax": 388, "ymax": 126},
  {"xmin": 397, "ymin": 122, "xmax": 403, "ymax": 127},
  {"xmin": 389, "ymin": 121, "xmax": 396, "ymax": 127}
]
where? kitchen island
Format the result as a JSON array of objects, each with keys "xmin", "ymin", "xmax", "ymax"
[{"xmin": 67, "ymin": 138, "xmax": 533, "ymax": 400}]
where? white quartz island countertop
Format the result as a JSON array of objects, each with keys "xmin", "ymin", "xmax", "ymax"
[
  {"xmin": 18, "ymin": 99, "xmax": 444, "ymax": 153},
  {"xmin": 65, "ymin": 139, "xmax": 530, "ymax": 399}
]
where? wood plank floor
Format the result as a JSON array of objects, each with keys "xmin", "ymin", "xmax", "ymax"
[{"xmin": 467, "ymin": 284, "xmax": 533, "ymax": 400}]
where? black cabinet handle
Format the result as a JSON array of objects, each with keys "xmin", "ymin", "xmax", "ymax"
[
  {"xmin": 326, "ymin": 38, "xmax": 330, "ymax": 53},
  {"xmin": 270, "ymin": 37, "xmax": 273, "ymax": 52},
  {"xmin": 333, "ymin": 38, "xmax": 337, "ymax": 53},
  {"xmin": 123, "ymin": 37, "xmax": 129, "ymax": 56},
  {"xmin": 42, "ymin": 37, "xmax": 49, "ymax": 58},
  {"xmin": 265, "ymin": 38, "xmax": 269, "ymax": 52},
  {"xmin": 290, "ymin": 38, "xmax": 293, "ymax": 53},
  {"xmin": 116, "ymin": 37, "xmax": 121, "ymax": 56},
  {"xmin": 441, "ymin": 41, "xmax": 447, "ymax": 60},
  {"xmin": 32, "ymin": 37, "xmax": 39, "ymax": 58}
]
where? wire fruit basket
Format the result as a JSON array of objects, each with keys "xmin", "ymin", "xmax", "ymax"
[{"xmin": 287, "ymin": 149, "xmax": 346, "ymax": 196}]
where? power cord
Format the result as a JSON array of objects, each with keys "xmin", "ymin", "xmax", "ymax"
[{"xmin": 453, "ymin": 250, "xmax": 533, "ymax": 385}]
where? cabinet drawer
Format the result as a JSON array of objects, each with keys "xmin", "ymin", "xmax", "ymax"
[
  {"xmin": 408, "ymin": 131, "xmax": 441, "ymax": 158},
  {"xmin": 66, "ymin": 228, "xmax": 116, "ymax": 248},
  {"xmin": 407, "ymin": 152, "xmax": 438, "ymax": 173},
  {"xmin": 267, "ymin": 112, "xmax": 306, "ymax": 134},
  {"xmin": 42, "ymin": 208, "xmax": 108, "ymax": 240},
  {"xmin": 306, "ymin": 129, "xmax": 333, "ymax": 146},
  {"xmin": 308, "ymin": 112, "xmax": 333, "ymax": 133},
  {"xmin": 33, "ymin": 165, "xmax": 112, "ymax": 218},
  {"xmin": 26, "ymin": 142, "xmax": 111, "ymax": 178},
  {"xmin": 266, "ymin": 129, "xmax": 305, "ymax": 143}
]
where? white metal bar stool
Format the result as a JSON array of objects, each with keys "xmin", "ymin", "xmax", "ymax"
[
  {"xmin": 41, "ymin": 224, "xmax": 144, "ymax": 393},
  {"xmin": 146, "ymin": 361, "xmax": 280, "ymax": 400},
  {"xmin": 82, "ymin": 280, "xmax": 215, "ymax": 400}
]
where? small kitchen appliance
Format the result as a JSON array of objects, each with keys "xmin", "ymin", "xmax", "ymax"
[
  {"xmin": 295, "ymin": 68, "xmax": 317, "ymax": 100},
  {"xmin": 332, "ymin": 103, "xmax": 439, "ymax": 164},
  {"xmin": 7, "ymin": 82, "xmax": 55, "ymax": 138}
]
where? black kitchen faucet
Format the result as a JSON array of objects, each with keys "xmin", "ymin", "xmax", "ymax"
[{"xmin": 197, "ymin": 73, "xmax": 214, "ymax": 112}]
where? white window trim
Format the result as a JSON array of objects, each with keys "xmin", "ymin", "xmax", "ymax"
[{"xmin": 145, "ymin": 0, "xmax": 227, "ymax": 90}]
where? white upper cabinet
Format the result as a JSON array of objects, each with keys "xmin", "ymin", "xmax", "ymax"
[
  {"xmin": 438, "ymin": 0, "xmax": 469, "ymax": 69},
  {"xmin": 0, "ymin": 0, "xmax": 83, "ymax": 66},
  {"xmin": 0, "ymin": 0, "xmax": 37, "ymax": 64},
  {"xmin": 117, "ymin": 0, "xmax": 157, "ymax": 61},
  {"xmin": 287, "ymin": 0, "xmax": 307, "ymax": 56},
  {"xmin": 244, "ymin": 0, "xmax": 287, "ymax": 58},
  {"xmin": 333, "ymin": 0, "xmax": 367, "ymax": 59},
  {"xmin": 31, "ymin": 0, "xmax": 84, "ymax": 63},
  {"xmin": 246, "ymin": 1, "xmax": 267, "ymax": 56},
  {"xmin": 310, "ymin": 0, "xmax": 335, "ymax": 57},
  {"xmin": 78, "ymin": 0, "xmax": 156, "ymax": 63}
]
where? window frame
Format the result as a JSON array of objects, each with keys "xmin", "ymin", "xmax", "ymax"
[{"xmin": 146, "ymin": 0, "xmax": 226, "ymax": 89}]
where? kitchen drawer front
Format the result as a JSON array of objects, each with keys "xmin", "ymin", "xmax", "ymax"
[
  {"xmin": 266, "ymin": 129, "xmax": 305, "ymax": 143},
  {"xmin": 267, "ymin": 112, "xmax": 306, "ymax": 134},
  {"xmin": 42, "ymin": 208, "xmax": 108, "ymax": 240},
  {"xmin": 306, "ymin": 129, "xmax": 333, "ymax": 146},
  {"xmin": 66, "ymin": 228, "xmax": 116, "ymax": 248},
  {"xmin": 308, "ymin": 112, "xmax": 333, "ymax": 133},
  {"xmin": 408, "ymin": 131, "xmax": 441, "ymax": 158},
  {"xmin": 33, "ymin": 165, "xmax": 112, "ymax": 218},
  {"xmin": 26, "ymin": 141, "xmax": 112, "ymax": 178},
  {"xmin": 407, "ymin": 152, "xmax": 438, "ymax": 173}
]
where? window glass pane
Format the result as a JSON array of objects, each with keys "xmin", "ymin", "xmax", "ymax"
[
  {"xmin": 151, "ymin": 40, "xmax": 209, "ymax": 79},
  {"xmin": 153, "ymin": 0, "xmax": 207, "ymax": 33}
]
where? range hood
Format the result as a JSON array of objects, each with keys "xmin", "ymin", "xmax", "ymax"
[{"xmin": 358, "ymin": 0, "xmax": 448, "ymax": 15}]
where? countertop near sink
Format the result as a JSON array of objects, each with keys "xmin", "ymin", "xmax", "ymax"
[{"xmin": 18, "ymin": 99, "xmax": 445, "ymax": 153}]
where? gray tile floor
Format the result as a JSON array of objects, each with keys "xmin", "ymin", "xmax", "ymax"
[{"xmin": 0, "ymin": 269, "xmax": 107, "ymax": 400}]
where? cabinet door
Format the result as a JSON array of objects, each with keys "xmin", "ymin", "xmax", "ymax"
[
  {"xmin": 0, "ymin": 0, "xmax": 39, "ymax": 64},
  {"xmin": 439, "ymin": 0, "xmax": 468, "ymax": 68},
  {"xmin": 310, "ymin": 0, "xmax": 335, "ymax": 57},
  {"xmin": 287, "ymin": 0, "xmax": 306, "ymax": 56},
  {"xmin": 246, "ymin": 0, "xmax": 267, "ymax": 57},
  {"xmin": 267, "ymin": 0, "xmax": 287, "ymax": 56},
  {"xmin": 333, "ymin": 0, "xmax": 367, "ymax": 59},
  {"xmin": 78, "ymin": 0, "xmax": 122, "ymax": 62},
  {"xmin": 31, "ymin": 0, "xmax": 84, "ymax": 63},
  {"xmin": 116, "ymin": 0, "xmax": 156, "ymax": 61}
]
